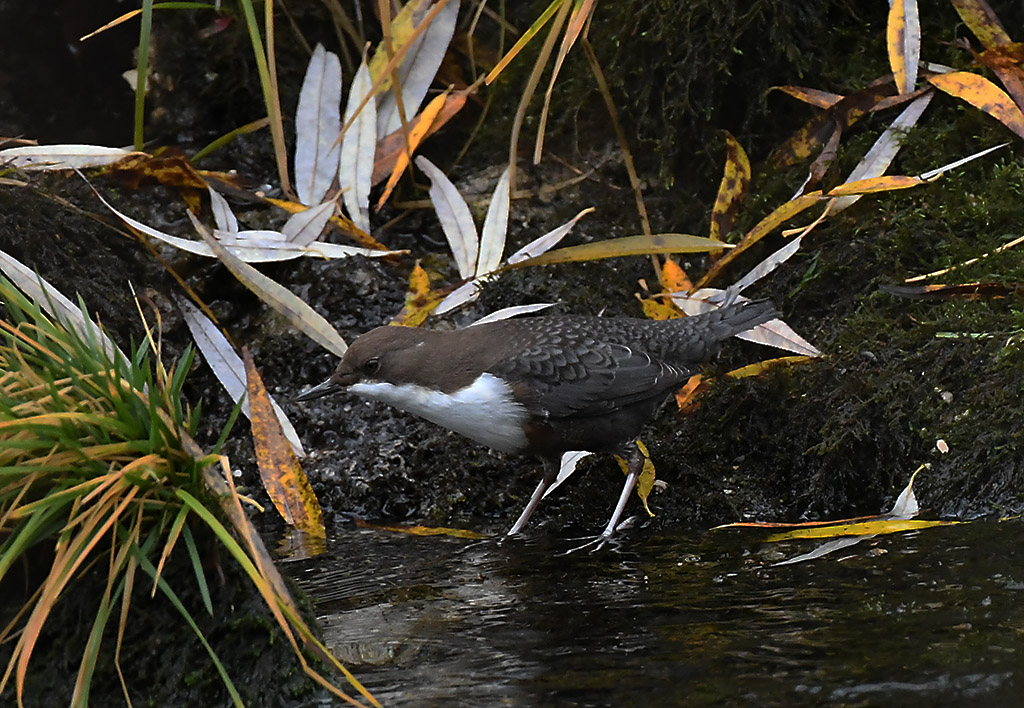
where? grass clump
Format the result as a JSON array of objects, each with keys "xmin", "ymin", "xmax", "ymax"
[{"xmin": 0, "ymin": 275, "xmax": 374, "ymax": 708}]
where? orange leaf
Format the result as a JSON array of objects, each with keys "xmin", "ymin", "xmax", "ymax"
[
  {"xmin": 376, "ymin": 89, "xmax": 451, "ymax": 209},
  {"xmin": 674, "ymin": 374, "xmax": 708, "ymax": 412},
  {"xmin": 371, "ymin": 88, "xmax": 470, "ymax": 185},
  {"xmin": 928, "ymin": 71, "xmax": 1024, "ymax": 140},
  {"xmin": 709, "ymin": 132, "xmax": 750, "ymax": 242},
  {"xmin": 659, "ymin": 257, "xmax": 692, "ymax": 293},
  {"xmin": 243, "ymin": 348, "xmax": 325, "ymax": 539}
]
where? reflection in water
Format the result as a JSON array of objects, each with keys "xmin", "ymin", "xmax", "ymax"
[{"xmin": 290, "ymin": 522, "xmax": 1024, "ymax": 707}]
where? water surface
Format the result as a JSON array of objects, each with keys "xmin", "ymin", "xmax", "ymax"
[{"xmin": 291, "ymin": 520, "xmax": 1023, "ymax": 707}]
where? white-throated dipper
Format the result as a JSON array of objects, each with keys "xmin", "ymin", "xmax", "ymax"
[{"xmin": 297, "ymin": 299, "xmax": 777, "ymax": 547}]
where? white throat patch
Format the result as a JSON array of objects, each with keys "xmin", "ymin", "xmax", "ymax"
[{"xmin": 349, "ymin": 373, "xmax": 529, "ymax": 453}]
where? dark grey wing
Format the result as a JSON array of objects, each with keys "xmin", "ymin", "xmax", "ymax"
[{"xmin": 491, "ymin": 339, "xmax": 694, "ymax": 420}]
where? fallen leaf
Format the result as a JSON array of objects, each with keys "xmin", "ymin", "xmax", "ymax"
[
  {"xmin": 244, "ymin": 348, "xmax": 325, "ymax": 539},
  {"xmin": 928, "ymin": 71, "xmax": 1024, "ymax": 139},
  {"xmin": 709, "ymin": 132, "xmax": 750, "ymax": 242}
]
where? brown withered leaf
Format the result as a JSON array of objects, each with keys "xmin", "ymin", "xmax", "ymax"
[
  {"xmin": 709, "ymin": 132, "xmax": 750, "ymax": 242},
  {"xmin": 929, "ymin": 71, "xmax": 1024, "ymax": 139},
  {"xmin": 107, "ymin": 151, "xmax": 208, "ymax": 191},
  {"xmin": 771, "ymin": 83, "xmax": 897, "ymax": 166},
  {"xmin": 770, "ymin": 85, "xmax": 844, "ymax": 109},
  {"xmin": 976, "ymin": 44, "xmax": 1024, "ymax": 110},
  {"xmin": 804, "ymin": 124, "xmax": 842, "ymax": 193},
  {"xmin": 243, "ymin": 348, "xmax": 325, "ymax": 540},
  {"xmin": 880, "ymin": 282, "xmax": 1024, "ymax": 300}
]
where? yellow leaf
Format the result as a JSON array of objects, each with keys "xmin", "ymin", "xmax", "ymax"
[
  {"xmin": 725, "ymin": 356, "xmax": 816, "ymax": 379},
  {"xmin": 709, "ymin": 132, "xmax": 750, "ymax": 242},
  {"xmin": 952, "ymin": 0, "xmax": 1013, "ymax": 49},
  {"xmin": 509, "ymin": 233, "xmax": 728, "ymax": 268},
  {"xmin": 764, "ymin": 518, "xmax": 958, "ymax": 542},
  {"xmin": 367, "ymin": 0, "xmax": 429, "ymax": 90},
  {"xmin": 243, "ymin": 348, "xmax": 325, "ymax": 539},
  {"xmin": 826, "ymin": 175, "xmax": 923, "ymax": 196},
  {"xmin": 929, "ymin": 71, "xmax": 1024, "ymax": 140},
  {"xmin": 639, "ymin": 297, "xmax": 682, "ymax": 321},
  {"xmin": 355, "ymin": 519, "xmax": 488, "ymax": 539},
  {"xmin": 696, "ymin": 192, "xmax": 822, "ymax": 289},
  {"xmin": 615, "ymin": 439, "xmax": 657, "ymax": 517},
  {"xmin": 390, "ymin": 262, "xmax": 445, "ymax": 327}
]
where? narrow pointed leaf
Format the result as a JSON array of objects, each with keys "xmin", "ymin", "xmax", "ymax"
[
  {"xmin": 415, "ymin": 156, "xmax": 478, "ymax": 278},
  {"xmin": 281, "ymin": 200, "xmax": 336, "ymax": 246},
  {"xmin": 510, "ymin": 233, "xmax": 728, "ymax": 268},
  {"xmin": 244, "ymin": 348, "xmax": 324, "ymax": 536},
  {"xmin": 928, "ymin": 71, "xmax": 1024, "ymax": 139},
  {"xmin": 831, "ymin": 91, "xmax": 934, "ymax": 212},
  {"xmin": 952, "ymin": 0, "xmax": 1012, "ymax": 48},
  {"xmin": 190, "ymin": 213, "xmax": 348, "ymax": 358},
  {"xmin": 208, "ymin": 186, "xmax": 239, "ymax": 235},
  {"xmin": 376, "ymin": 89, "xmax": 449, "ymax": 209},
  {"xmin": 710, "ymin": 132, "xmax": 750, "ymax": 241},
  {"xmin": 507, "ymin": 207, "xmax": 593, "ymax": 264},
  {"xmin": 177, "ymin": 297, "xmax": 306, "ymax": 457},
  {"xmin": 0, "ymin": 144, "xmax": 139, "ymax": 170},
  {"xmin": 477, "ymin": 165, "xmax": 511, "ymax": 275},
  {"xmin": 294, "ymin": 44, "xmax": 342, "ymax": 206},
  {"xmin": 376, "ymin": 0, "xmax": 459, "ymax": 137},
  {"xmin": 339, "ymin": 57, "xmax": 376, "ymax": 233},
  {"xmin": 887, "ymin": 0, "xmax": 920, "ymax": 95}
]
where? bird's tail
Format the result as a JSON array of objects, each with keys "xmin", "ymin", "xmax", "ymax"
[{"xmin": 705, "ymin": 298, "xmax": 778, "ymax": 340}]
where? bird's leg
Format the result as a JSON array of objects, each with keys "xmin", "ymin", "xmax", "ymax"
[
  {"xmin": 505, "ymin": 457, "xmax": 559, "ymax": 537},
  {"xmin": 565, "ymin": 442, "xmax": 642, "ymax": 554}
]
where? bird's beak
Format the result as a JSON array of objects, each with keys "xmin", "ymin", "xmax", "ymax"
[{"xmin": 294, "ymin": 377, "xmax": 344, "ymax": 402}]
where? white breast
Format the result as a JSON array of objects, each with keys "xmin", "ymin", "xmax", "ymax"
[{"xmin": 349, "ymin": 373, "xmax": 529, "ymax": 453}]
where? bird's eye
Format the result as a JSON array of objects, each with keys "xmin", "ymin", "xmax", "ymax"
[{"xmin": 363, "ymin": 357, "xmax": 381, "ymax": 375}]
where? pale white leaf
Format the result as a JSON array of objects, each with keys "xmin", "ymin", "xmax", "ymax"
[
  {"xmin": 208, "ymin": 186, "xmax": 239, "ymax": 235},
  {"xmin": 339, "ymin": 57, "xmax": 376, "ymax": 233},
  {"xmin": 918, "ymin": 142, "xmax": 1008, "ymax": 181},
  {"xmin": 190, "ymin": 212, "xmax": 349, "ymax": 358},
  {"xmin": 544, "ymin": 451, "xmax": 593, "ymax": 498},
  {"xmin": 177, "ymin": 296, "xmax": 306, "ymax": 458},
  {"xmin": 831, "ymin": 91, "xmax": 933, "ymax": 213},
  {"xmin": 376, "ymin": 0, "xmax": 460, "ymax": 136},
  {"xmin": 294, "ymin": 44, "xmax": 342, "ymax": 206},
  {"xmin": 0, "ymin": 144, "xmax": 138, "ymax": 170},
  {"xmin": 673, "ymin": 289, "xmax": 821, "ymax": 357},
  {"xmin": 508, "ymin": 208, "xmax": 594, "ymax": 264},
  {"xmin": 729, "ymin": 236, "xmax": 805, "ymax": 297},
  {"xmin": 773, "ymin": 536, "xmax": 868, "ymax": 566},
  {"xmin": 0, "ymin": 247, "xmax": 128, "ymax": 368},
  {"xmin": 415, "ymin": 156, "xmax": 478, "ymax": 278},
  {"xmin": 282, "ymin": 200, "xmax": 337, "ymax": 246},
  {"xmin": 433, "ymin": 279, "xmax": 481, "ymax": 315},
  {"xmin": 892, "ymin": 0, "xmax": 920, "ymax": 94},
  {"xmin": 90, "ymin": 185, "xmax": 401, "ymax": 262},
  {"xmin": 888, "ymin": 466, "xmax": 923, "ymax": 519},
  {"xmin": 469, "ymin": 302, "xmax": 557, "ymax": 326},
  {"xmin": 476, "ymin": 165, "xmax": 510, "ymax": 275}
]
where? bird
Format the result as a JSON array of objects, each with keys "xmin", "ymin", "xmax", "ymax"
[{"xmin": 297, "ymin": 298, "xmax": 778, "ymax": 548}]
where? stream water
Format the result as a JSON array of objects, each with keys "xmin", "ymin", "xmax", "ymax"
[{"xmin": 291, "ymin": 520, "xmax": 1023, "ymax": 707}]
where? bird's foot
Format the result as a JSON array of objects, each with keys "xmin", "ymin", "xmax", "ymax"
[{"xmin": 562, "ymin": 515, "xmax": 637, "ymax": 554}]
